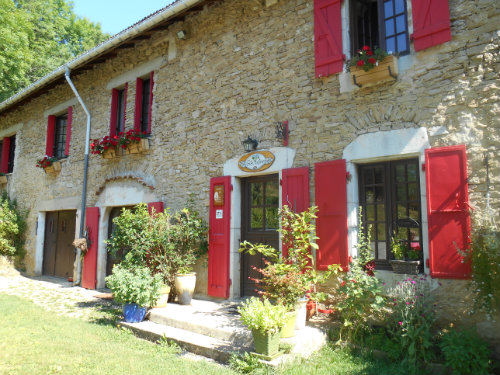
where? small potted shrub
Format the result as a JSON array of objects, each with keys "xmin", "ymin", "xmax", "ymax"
[
  {"xmin": 389, "ymin": 236, "xmax": 421, "ymax": 274},
  {"xmin": 36, "ymin": 156, "xmax": 61, "ymax": 174},
  {"xmin": 105, "ymin": 264, "xmax": 162, "ymax": 322},
  {"xmin": 238, "ymin": 297, "xmax": 287, "ymax": 360}
]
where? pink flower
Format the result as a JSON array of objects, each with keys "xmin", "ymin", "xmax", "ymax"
[{"xmin": 398, "ymin": 322, "xmax": 402, "ymax": 326}]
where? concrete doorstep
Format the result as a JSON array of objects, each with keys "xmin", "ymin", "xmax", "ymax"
[{"xmin": 120, "ymin": 299, "xmax": 327, "ymax": 366}]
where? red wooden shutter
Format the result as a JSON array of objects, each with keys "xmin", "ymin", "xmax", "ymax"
[
  {"xmin": 411, "ymin": 0, "xmax": 451, "ymax": 51},
  {"xmin": 425, "ymin": 145, "xmax": 471, "ymax": 279},
  {"xmin": 65, "ymin": 106, "xmax": 72, "ymax": 156},
  {"xmin": 109, "ymin": 89, "xmax": 119, "ymax": 137},
  {"xmin": 282, "ymin": 167, "xmax": 310, "ymax": 257},
  {"xmin": 315, "ymin": 159, "xmax": 349, "ymax": 270},
  {"xmin": 148, "ymin": 71, "xmax": 154, "ymax": 134},
  {"xmin": 46, "ymin": 115, "xmax": 56, "ymax": 157},
  {"xmin": 0, "ymin": 137, "xmax": 11, "ymax": 173},
  {"xmin": 314, "ymin": 0, "xmax": 344, "ymax": 77},
  {"xmin": 147, "ymin": 201, "xmax": 164, "ymax": 216},
  {"xmin": 82, "ymin": 207, "xmax": 100, "ymax": 289},
  {"xmin": 134, "ymin": 78, "xmax": 143, "ymax": 131},
  {"xmin": 208, "ymin": 176, "xmax": 231, "ymax": 298}
]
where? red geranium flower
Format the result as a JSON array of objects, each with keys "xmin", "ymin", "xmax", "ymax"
[
  {"xmin": 357, "ymin": 60, "xmax": 365, "ymax": 66},
  {"xmin": 366, "ymin": 50, "xmax": 374, "ymax": 56},
  {"xmin": 368, "ymin": 57, "xmax": 376, "ymax": 64},
  {"xmin": 362, "ymin": 45, "xmax": 371, "ymax": 51}
]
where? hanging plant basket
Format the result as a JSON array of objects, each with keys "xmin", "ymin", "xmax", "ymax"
[
  {"xmin": 351, "ymin": 55, "xmax": 398, "ymax": 88},
  {"xmin": 125, "ymin": 138, "xmax": 150, "ymax": 155},
  {"xmin": 390, "ymin": 260, "xmax": 421, "ymax": 275},
  {"xmin": 44, "ymin": 161, "xmax": 62, "ymax": 175}
]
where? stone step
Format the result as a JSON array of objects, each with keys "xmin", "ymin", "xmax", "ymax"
[{"xmin": 120, "ymin": 319, "xmax": 251, "ymax": 363}]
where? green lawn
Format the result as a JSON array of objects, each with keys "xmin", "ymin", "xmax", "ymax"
[
  {"xmin": 0, "ymin": 293, "xmax": 415, "ymax": 375},
  {"xmin": 0, "ymin": 294, "xmax": 236, "ymax": 375}
]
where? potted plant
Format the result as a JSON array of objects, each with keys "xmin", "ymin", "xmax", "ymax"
[
  {"xmin": 90, "ymin": 136, "xmax": 120, "ymax": 159},
  {"xmin": 389, "ymin": 236, "xmax": 421, "ymax": 274},
  {"xmin": 238, "ymin": 297, "xmax": 287, "ymax": 360},
  {"xmin": 347, "ymin": 46, "xmax": 397, "ymax": 87},
  {"xmin": 118, "ymin": 129, "xmax": 150, "ymax": 154},
  {"xmin": 105, "ymin": 264, "xmax": 162, "ymax": 322},
  {"xmin": 240, "ymin": 206, "xmax": 340, "ymax": 336},
  {"xmin": 36, "ymin": 156, "xmax": 61, "ymax": 174}
]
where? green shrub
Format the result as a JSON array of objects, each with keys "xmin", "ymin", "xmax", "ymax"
[
  {"xmin": 0, "ymin": 192, "xmax": 27, "ymax": 261},
  {"xmin": 439, "ymin": 328, "xmax": 492, "ymax": 375},
  {"xmin": 238, "ymin": 297, "xmax": 287, "ymax": 335},
  {"xmin": 228, "ymin": 352, "xmax": 273, "ymax": 374},
  {"xmin": 105, "ymin": 264, "xmax": 162, "ymax": 307}
]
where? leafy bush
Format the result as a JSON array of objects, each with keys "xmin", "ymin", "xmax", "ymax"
[
  {"xmin": 458, "ymin": 208, "xmax": 500, "ymax": 315},
  {"xmin": 228, "ymin": 352, "xmax": 273, "ymax": 374},
  {"xmin": 238, "ymin": 297, "xmax": 287, "ymax": 335},
  {"xmin": 0, "ymin": 192, "xmax": 27, "ymax": 260},
  {"xmin": 105, "ymin": 264, "xmax": 162, "ymax": 307},
  {"xmin": 439, "ymin": 327, "xmax": 492, "ymax": 375},
  {"xmin": 387, "ymin": 275, "xmax": 435, "ymax": 368}
]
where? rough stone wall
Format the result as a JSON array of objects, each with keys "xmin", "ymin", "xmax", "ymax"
[{"xmin": 0, "ymin": 0, "xmax": 498, "ymax": 348}]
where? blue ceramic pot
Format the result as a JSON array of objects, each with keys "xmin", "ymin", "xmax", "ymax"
[{"xmin": 123, "ymin": 303, "xmax": 146, "ymax": 323}]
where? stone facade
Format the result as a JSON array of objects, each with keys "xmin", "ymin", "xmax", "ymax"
[{"xmin": 0, "ymin": 0, "xmax": 498, "ymax": 350}]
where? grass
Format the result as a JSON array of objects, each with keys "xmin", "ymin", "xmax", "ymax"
[{"xmin": 0, "ymin": 294, "xmax": 236, "ymax": 375}]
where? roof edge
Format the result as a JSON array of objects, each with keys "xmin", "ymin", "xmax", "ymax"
[{"xmin": 0, "ymin": 0, "xmax": 204, "ymax": 114}]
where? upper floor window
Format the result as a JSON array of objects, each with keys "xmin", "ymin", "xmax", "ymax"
[
  {"xmin": 54, "ymin": 114, "xmax": 67, "ymax": 159},
  {"xmin": 0, "ymin": 135, "xmax": 16, "ymax": 174},
  {"xmin": 110, "ymin": 84, "xmax": 127, "ymax": 137},
  {"xmin": 134, "ymin": 72, "xmax": 154, "ymax": 134},
  {"xmin": 350, "ymin": 0, "xmax": 409, "ymax": 55}
]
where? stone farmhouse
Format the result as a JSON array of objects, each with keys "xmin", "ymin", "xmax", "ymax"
[{"xmin": 0, "ymin": 0, "xmax": 498, "ymax": 345}]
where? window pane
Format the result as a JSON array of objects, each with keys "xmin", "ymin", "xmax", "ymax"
[
  {"xmin": 366, "ymin": 205, "xmax": 375, "ymax": 221},
  {"xmin": 265, "ymin": 181, "xmax": 279, "ymax": 205},
  {"xmin": 374, "ymin": 167, "xmax": 384, "ymax": 184},
  {"xmin": 385, "ymin": 18, "xmax": 395, "ymax": 36},
  {"xmin": 378, "ymin": 241, "xmax": 387, "ymax": 259},
  {"xmin": 395, "ymin": 164, "xmax": 405, "ymax": 182},
  {"xmin": 363, "ymin": 168, "xmax": 374, "ymax": 185},
  {"xmin": 265, "ymin": 207, "xmax": 279, "ymax": 229},
  {"xmin": 375, "ymin": 186, "xmax": 384, "ymax": 203},
  {"xmin": 378, "ymin": 223, "xmax": 386, "ymax": 241},
  {"xmin": 384, "ymin": 0, "xmax": 394, "ymax": 17},
  {"xmin": 397, "ymin": 33, "xmax": 407, "ymax": 52},
  {"xmin": 365, "ymin": 187, "xmax": 375, "ymax": 203},
  {"xmin": 410, "ymin": 228, "xmax": 420, "ymax": 242},
  {"xmin": 377, "ymin": 204, "xmax": 386, "ymax": 221},
  {"xmin": 396, "ymin": 15, "xmax": 406, "ymax": 33},
  {"xmin": 251, "ymin": 208, "xmax": 263, "ymax": 229},
  {"xmin": 409, "ymin": 203, "xmax": 420, "ymax": 220},
  {"xmin": 396, "ymin": 184, "xmax": 406, "ymax": 201},
  {"xmin": 397, "ymin": 203, "xmax": 407, "ymax": 218},
  {"xmin": 395, "ymin": 0, "xmax": 404, "ymax": 14},
  {"xmin": 251, "ymin": 183, "xmax": 263, "ymax": 206},
  {"xmin": 407, "ymin": 163, "xmax": 417, "ymax": 182},
  {"xmin": 386, "ymin": 37, "xmax": 395, "ymax": 53},
  {"xmin": 408, "ymin": 183, "xmax": 418, "ymax": 201}
]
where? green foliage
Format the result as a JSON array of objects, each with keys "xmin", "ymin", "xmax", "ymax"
[
  {"xmin": 439, "ymin": 327, "xmax": 492, "ymax": 375},
  {"xmin": 335, "ymin": 257, "xmax": 386, "ymax": 342},
  {"xmin": 240, "ymin": 206, "xmax": 340, "ymax": 311},
  {"xmin": 105, "ymin": 264, "xmax": 162, "ymax": 307},
  {"xmin": 391, "ymin": 236, "xmax": 406, "ymax": 260},
  {"xmin": 106, "ymin": 202, "xmax": 208, "ymax": 289},
  {"xmin": 228, "ymin": 352, "xmax": 273, "ymax": 375},
  {"xmin": 238, "ymin": 297, "xmax": 287, "ymax": 335},
  {"xmin": 157, "ymin": 335, "xmax": 182, "ymax": 355},
  {"xmin": 0, "ymin": 192, "xmax": 27, "ymax": 260},
  {"xmin": 387, "ymin": 275, "xmax": 435, "ymax": 369},
  {"xmin": 1, "ymin": 0, "xmax": 109, "ymax": 102},
  {"xmin": 459, "ymin": 208, "xmax": 500, "ymax": 315},
  {"xmin": 356, "ymin": 207, "xmax": 373, "ymax": 266}
]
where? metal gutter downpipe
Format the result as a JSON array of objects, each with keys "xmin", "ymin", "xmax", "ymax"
[{"xmin": 64, "ymin": 67, "xmax": 91, "ymax": 286}]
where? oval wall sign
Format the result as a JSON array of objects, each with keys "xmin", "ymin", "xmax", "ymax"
[{"xmin": 238, "ymin": 151, "xmax": 275, "ymax": 172}]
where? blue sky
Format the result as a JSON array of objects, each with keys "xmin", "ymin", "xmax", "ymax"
[{"xmin": 72, "ymin": 1, "xmax": 175, "ymax": 35}]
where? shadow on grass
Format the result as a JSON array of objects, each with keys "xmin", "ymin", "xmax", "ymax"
[{"xmin": 75, "ymin": 299, "xmax": 122, "ymax": 327}]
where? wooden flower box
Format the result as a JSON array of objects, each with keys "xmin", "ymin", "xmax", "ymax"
[
  {"xmin": 0, "ymin": 175, "xmax": 7, "ymax": 184},
  {"xmin": 125, "ymin": 138, "xmax": 150, "ymax": 155},
  {"xmin": 101, "ymin": 147, "xmax": 118, "ymax": 159},
  {"xmin": 390, "ymin": 260, "xmax": 421, "ymax": 275},
  {"xmin": 351, "ymin": 55, "xmax": 398, "ymax": 88},
  {"xmin": 44, "ymin": 161, "xmax": 61, "ymax": 175}
]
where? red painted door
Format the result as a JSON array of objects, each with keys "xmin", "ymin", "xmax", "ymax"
[
  {"xmin": 82, "ymin": 207, "xmax": 100, "ymax": 289},
  {"xmin": 208, "ymin": 176, "xmax": 231, "ymax": 298},
  {"xmin": 426, "ymin": 145, "xmax": 471, "ymax": 279}
]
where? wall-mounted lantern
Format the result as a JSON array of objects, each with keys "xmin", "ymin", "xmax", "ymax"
[{"xmin": 242, "ymin": 136, "xmax": 258, "ymax": 152}]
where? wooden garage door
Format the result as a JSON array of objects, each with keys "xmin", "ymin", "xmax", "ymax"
[{"xmin": 42, "ymin": 211, "xmax": 76, "ymax": 278}]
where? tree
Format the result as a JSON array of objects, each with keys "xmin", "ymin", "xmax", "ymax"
[{"xmin": 0, "ymin": 0, "xmax": 110, "ymax": 102}]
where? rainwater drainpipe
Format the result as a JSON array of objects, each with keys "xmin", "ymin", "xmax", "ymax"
[{"xmin": 65, "ymin": 67, "xmax": 91, "ymax": 286}]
